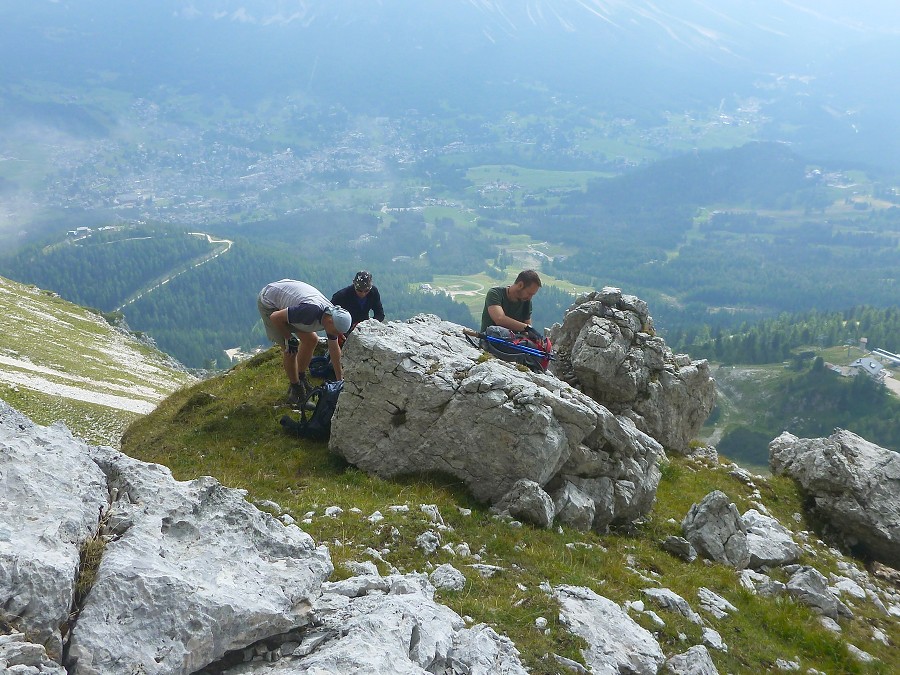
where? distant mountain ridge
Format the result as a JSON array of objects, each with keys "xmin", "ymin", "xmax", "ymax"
[{"xmin": 2, "ymin": 0, "xmax": 898, "ymax": 169}]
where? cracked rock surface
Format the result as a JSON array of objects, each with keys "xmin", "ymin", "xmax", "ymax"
[{"xmin": 331, "ymin": 314, "xmax": 663, "ymax": 531}]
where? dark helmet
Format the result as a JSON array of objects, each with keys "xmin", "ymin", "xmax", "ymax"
[{"xmin": 353, "ymin": 270, "xmax": 373, "ymax": 291}]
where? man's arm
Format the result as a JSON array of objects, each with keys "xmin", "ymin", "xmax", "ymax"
[
  {"xmin": 327, "ymin": 337, "xmax": 343, "ymax": 380},
  {"xmin": 487, "ymin": 304, "xmax": 531, "ymax": 332},
  {"xmin": 371, "ymin": 288, "xmax": 385, "ymax": 322}
]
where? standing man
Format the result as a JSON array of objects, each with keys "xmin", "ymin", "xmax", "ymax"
[
  {"xmin": 257, "ymin": 279, "xmax": 352, "ymax": 404},
  {"xmin": 480, "ymin": 269, "xmax": 542, "ymax": 333},
  {"xmin": 331, "ymin": 270, "xmax": 385, "ymax": 330}
]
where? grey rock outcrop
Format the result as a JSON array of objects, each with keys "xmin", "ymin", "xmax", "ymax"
[
  {"xmin": 661, "ymin": 535, "xmax": 698, "ymax": 562},
  {"xmin": 552, "ymin": 481, "xmax": 596, "ymax": 532},
  {"xmin": 331, "ymin": 315, "xmax": 663, "ymax": 531},
  {"xmin": 665, "ymin": 644, "xmax": 720, "ymax": 675},
  {"xmin": 682, "ymin": 490, "xmax": 751, "ymax": 569},
  {"xmin": 554, "ymin": 585, "xmax": 666, "ymax": 675},
  {"xmin": 642, "ymin": 588, "xmax": 703, "ymax": 625},
  {"xmin": 0, "ymin": 633, "xmax": 68, "ymax": 674},
  {"xmin": 739, "ymin": 569, "xmax": 787, "ymax": 597},
  {"xmin": 548, "ymin": 288, "xmax": 716, "ymax": 454},
  {"xmin": 697, "ymin": 587, "xmax": 738, "ymax": 620},
  {"xmin": 67, "ymin": 447, "xmax": 334, "ymax": 675},
  {"xmin": 770, "ymin": 429, "xmax": 900, "ymax": 567},
  {"xmin": 242, "ymin": 573, "xmax": 529, "ymax": 675},
  {"xmin": 492, "ymin": 479, "xmax": 555, "ymax": 528},
  {"xmin": 742, "ymin": 508, "xmax": 801, "ymax": 569},
  {"xmin": 0, "ymin": 409, "xmax": 109, "ymax": 661},
  {"xmin": 1, "ymin": 402, "xmax": 334, "ymax": 675},
  {"xmin": 786, "ymin": 567, "xmax": 854, "ymax": 620}
]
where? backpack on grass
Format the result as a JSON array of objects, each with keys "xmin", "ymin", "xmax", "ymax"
[{"xmin": 280, "ymin": 380, "xmax": 343, "ymax": 440}]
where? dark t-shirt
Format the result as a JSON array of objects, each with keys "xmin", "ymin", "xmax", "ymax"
[
  {"xmin": 480, "ymin": 285, "xmax": 532, "ymax": 332},
  {"xmin": 331, "ymin": 285, "xmax": 385, "ymax": 326}
]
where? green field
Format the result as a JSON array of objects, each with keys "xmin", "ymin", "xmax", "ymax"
[{"xmin": 465, "ymin": 164, "xmax": 608, "ymax": 191}]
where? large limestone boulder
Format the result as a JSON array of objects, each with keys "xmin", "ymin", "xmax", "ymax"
[
  {"xmin": 0, "ymin": 402, "xmax": 334, "ymax": 675},
  {"xmin": 548, "ymin": 288, "xmax": 716, "ymax": 454},
  {"xmin": 769, "ymin": 429, "xmax": 900, "ymax": 568},
  {"xmin": 67, "ymin": 447, "xmax": 334, "ymax": 675},
  {"xmin": 554, "ymin": 585, "xmax": 666, "ymax": 675},
  {"xmin": 331, "ymin": 314, "xmax": 663, "ymax": 531},
  {"xmin": 682, "ymin": 490, "xmax": 750, "ymax": 569},
  {"xmin": 0, "ymin": 405, "xmax": 108, "ymax": 662}
]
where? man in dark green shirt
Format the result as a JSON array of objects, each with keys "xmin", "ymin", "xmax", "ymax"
[{"xmin": 480, "ymin": 269, "xmax": 542, "ymax": 333}]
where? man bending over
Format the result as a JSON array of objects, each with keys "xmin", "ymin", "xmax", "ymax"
[{"xmin": 257, "ymin": 279, "xmax": 352, "ymax": 404}]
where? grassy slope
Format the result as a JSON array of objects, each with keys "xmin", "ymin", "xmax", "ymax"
[
  {"xmin": 0, "ymin": 275, "xmax": 196, "ymax": 446},
  {"xmin": 121, "ymin": 349, "xmax": 899, "ymax": 674}
]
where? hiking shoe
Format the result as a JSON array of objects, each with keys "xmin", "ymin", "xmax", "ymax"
[{"xmin": 286, "ymin": 380, "xmax": 309, "ymax": 405}]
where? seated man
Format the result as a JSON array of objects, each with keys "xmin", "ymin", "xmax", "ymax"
[
  {"xmin": 480, "ymin": 269, "xmax": 542, "ymax": 333},
  {"xmin": 257, "ymin": 279, "xmax": 352, "ymax": 404},
  {"xmin": 331, "ymin": 270, "xmax": 385, "ymax": 331}
]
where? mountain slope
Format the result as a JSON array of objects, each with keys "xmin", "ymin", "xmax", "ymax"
[
  {"xmin": 118, "ymin": 348, "xmax": 900, "ymax": 673},
  {"xmin": 0, "ymin": 274, "xmax": 196, "ymax": 446}
]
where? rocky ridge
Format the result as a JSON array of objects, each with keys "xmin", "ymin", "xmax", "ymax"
[{"xmin": 548, "ymin": 287, "xmax": 716, "ymax": 455}]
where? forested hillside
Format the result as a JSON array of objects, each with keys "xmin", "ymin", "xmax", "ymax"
[
  {"xmin": 714, "ymin": 357, "xmax": 900, "ymax": 469},
  {"xmin": 528, "ymin": 144, "xmax": 900, "ymax": 344},
  {"xmin": 0, "ymin": 203, "xmax": 584, "ymax": 366},
  {"xmin": 680, "ymin": 306, "xmax": 900, "ymax": 365},
  {"xmin": 124, "ymin": 240, "xmax": 479, "ymax": 367},
  {"xmin": 2, "ymin": 226, "xmax": 214, "ymax": 310},
  {"xmin": 688, "ymin": 304, "xmax": 900, "ymax": 470}
]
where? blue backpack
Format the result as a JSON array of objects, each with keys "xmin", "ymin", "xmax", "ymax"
[{"xmin": 280, "ymin": 380, "xmax": 344, "ymax": 440}]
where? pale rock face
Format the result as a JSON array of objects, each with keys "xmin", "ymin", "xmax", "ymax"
[
  {"xmin": 1, "ymin": 402, "xmax": 333, "ymax": 675},
  {"xmin": 682, "ymin": 490, "xmax": 750, "ymax": 569},
  {"xmin": 742, "ymin": 508, "xmax": 801, "ymax": 568},
  {"xmin": 642, "ymin": 588, "xmax": 703, "ymax": 625},
  {"xmin": 491, "ymin": 479, "xmax": 555, "ymax": 528},
  {"xmin": 551, "ymin": 481, "xmax": 596, "ymax": 531},
  {"xmin": 661, "ymin": 535, "xmax": 697, "ymax": 562},
  {"xmin": 769, "ymin": 429, "xmax": 900, "ymax": 567},
  {"xmin": 66, "ymin": 447, "xmax": 334, "ymax": 675},
  {"xmin": 331, "ymin": 315, "xmax": 662, "ymax": 531},
  {"xmin": 554, "ymin": 585, "xmax": 665, "ymax": 675},
  {"xmin": 664, "ymin": 644, "xmax": 720, "ymax": 674},
  {"xmin": 548, "ymin": 288, "xmax": 716, "ymax": 454},
  {"xmin": 697, "ymin": 587, "xmax": 738, "ymax": 620},
  {"xmin": 0, "ymin": 632, "xmax": 69, "ymax": 675},
  {"xmin": 238, "ymin": 573, "xmax": 529, "ymax": 675},
  {"xmin": 786, "ymin": 567, "xmax": 854, "ymax": 620},
  {"xmin": 430, "ymin": 564, "xmax": 467, "ymax": 592},
  {"xmin": 0, "ymin": 405, "xmax": 111, "ymax": 661},
  {"xmin": 739, "ymin": 569, "xmax": 787, "ymax": 597}
]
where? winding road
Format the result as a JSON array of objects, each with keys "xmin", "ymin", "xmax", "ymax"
[{"xmin": 116, "ymin": 232, "xmax": 233, "ymax": 310}]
